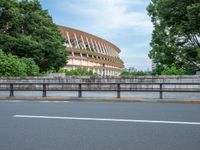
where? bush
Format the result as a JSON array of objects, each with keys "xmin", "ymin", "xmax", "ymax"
[
  {"xmin": 161, "ymin": 65, "xmax": 186, "ymax": 75},
  {"xmin": 120, "ymin": 71, "xmax": 150, "ymax": 77},
  {"xmin": 0, "ymin": 50, "xmax": 39, "ymax": 77},
  {"xmin": 20, "ymin": 58, "xmax": 39, "ymax": 76},
  {"xmin": 59, "ymin": 67, "xmax": 97, "ymax": 76}
]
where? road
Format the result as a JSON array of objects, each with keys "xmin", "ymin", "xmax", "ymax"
[{"xmin": 0, "ymin": 100, "xmax": 200, "ymax": 150}]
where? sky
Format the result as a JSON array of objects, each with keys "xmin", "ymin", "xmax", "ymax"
[{"xmin": 39, "ymin": 0, "xmax": 153, "ymax": 71}]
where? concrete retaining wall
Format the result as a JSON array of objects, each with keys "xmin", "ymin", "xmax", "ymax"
[
  {"xmin": 0, "ymin": 75, "xmax": 200, "ymax": 83},
  {"xmin": 0, "ymin": 76, "xmax": 200, "ymax": 91}
]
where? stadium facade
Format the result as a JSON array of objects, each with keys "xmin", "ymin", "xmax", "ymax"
[{"xmin": 58, "ymin": 25, "xmax": 124, "ymax": 76}]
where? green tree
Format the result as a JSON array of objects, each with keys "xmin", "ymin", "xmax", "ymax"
[
  {"xmin": 0, "ymin": 0, "xmax": 67, "ymax": 72},
  {"xmin": 147, "ymin": 0, "xmax": 200, "ymax": 75}
]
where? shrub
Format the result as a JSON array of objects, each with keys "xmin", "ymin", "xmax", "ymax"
[
  {"xmin": 120, "ymin": 71, "xmax": 150, "ymax": 77},
  {"xmin": 0, "ymin": 50, "xmax": 39, "ymax": 76},
  {"xmin": 161, "ymin": 65, "xmax": 186, "ymax": 75},
  {"xmin": 20, "ymin": 58, "xmax": 39, "ymax": 76},
  {"xmin": 59, "ymin": 67, "xmax": 97, "ymax": 76}
]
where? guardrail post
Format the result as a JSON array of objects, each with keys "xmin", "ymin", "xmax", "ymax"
[
  {"xmin": 117, "ymin": 83, "xmax": 120, "ymax": 98},
  {"xmin": 78, "ymin": 84, "xmax": 82, "ymax": 98},
  {"xmin": 42, "ymin": 83, "xmax": 47, "ymax": 97},
  {"xmin": 159, "ymin": 83, "xmax": 163, "ymax": 99},
  {"xmin": 10, "ymin": 84, "xmax": 14, "ymax": 97}
]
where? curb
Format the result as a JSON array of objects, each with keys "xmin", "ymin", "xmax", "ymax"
[
  {"xmin": 0, "ymin": 96, "xmax": 144, "ymax": 102},
  {"xmin": 0, "ymin": 96, "xmax": 200, "ymax": 103}
]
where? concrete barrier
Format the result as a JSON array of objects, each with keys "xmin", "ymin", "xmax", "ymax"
[{"xmin": 0, "ymin": 75, "xmax": 200, "ymax": 92}]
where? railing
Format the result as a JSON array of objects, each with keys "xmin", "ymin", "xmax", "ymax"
[{"xmin": 0, "ymin": 82, "xmax": 200, "ymax": 99}]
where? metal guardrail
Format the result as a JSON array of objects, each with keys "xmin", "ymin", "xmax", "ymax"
[{"xmin": 0, "ymin": 82, "xmax": 200, "ymax": 99}]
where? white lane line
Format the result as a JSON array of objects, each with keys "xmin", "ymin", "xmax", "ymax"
[
  {"xmin": 0, "ymin": 100, "xmax": 69, "ymax": 103},
  {"xmin": 0, "ymin": 100, "xmax": 26, "ymax": 103},
  {"xmin": 13, "ymin": 115, "xmax": 200, "ymax": 125},
  {"xmin": 39, "ymin": 101, "xmax": 69, "ymax": 103}
]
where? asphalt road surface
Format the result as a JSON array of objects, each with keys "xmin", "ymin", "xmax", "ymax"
[{"xmin": 0, "ymin": 100, "xmax": 200, "ymax": 150}]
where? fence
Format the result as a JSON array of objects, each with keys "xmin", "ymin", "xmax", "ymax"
[{"xmin": 0, "ymin": 82, "xmax": 200, "ymax": 99}]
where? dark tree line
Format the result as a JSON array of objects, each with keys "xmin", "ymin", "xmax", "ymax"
[{"xmin": 0, "ymin": 0, "xmax": 67, "ymax": 75}]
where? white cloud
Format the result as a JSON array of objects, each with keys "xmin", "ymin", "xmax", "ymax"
[
  {"xmin": 119, "ymin": 47, "xmax": 151, "ymax": 70},
  {"xmin": 58, "ymin": 0, "xmax": 152, "ymax": 38}
]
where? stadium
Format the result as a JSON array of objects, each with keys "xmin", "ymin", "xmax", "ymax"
[{"xmin": 58, "ymin": 25, "xmax": 124, "ymax": 76}]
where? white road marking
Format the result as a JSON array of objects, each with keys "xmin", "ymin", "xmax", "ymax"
[
  {"xmin": 0, "ymin": 100, "xmax": 69, "ymax": 103},
  {"xmin": 13, "ymin": 115, "xmax": 200, "ymax": 125},
  {"xmin": 0, "ymin": 100, "xmax": 26, "ymax": 103},
  {"xmin": 39, "ymin": 101, "xmax": 69, "ymax": 103}
]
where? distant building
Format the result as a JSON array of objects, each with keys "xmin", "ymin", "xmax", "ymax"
[
  {"xmin": 58, "ymin": 25, "xmax": 124, "ymax": 76},
  {"xmin": 127, "ymin": 67, "xmax": 137, "ymax": 72}
]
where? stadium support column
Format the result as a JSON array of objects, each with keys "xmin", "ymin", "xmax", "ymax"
[
  {"xmin": 86, "ymin": 37, "xmax": 92, "ymax": 51},
  {"xmin": 100, "ymin": 43, "xmax": 105, "ymax": 54},
  {"xmin": 105, "ymin": 44, "xmax": 111, "ymax": 56},
  {"xmin": 112, "ymin": 48, "xmax": 117, "ymax": 57},
  {"xmin": 111, "ymin": 48, "xmax": 115, "ymax": 56},
  {"xmin": 94, "ymin": 40, "xmax": 100, "ymax": 53},
  {"xmin": 97, "ymin": 42, "xmax": 104, "ymax": 54},
  {"xmin": 65, "ymin": 31, "xmax": 72, "ymax": 47},
  {"xmin": 74, "ymin": 33, "xmax": 80, "ymax": 49},
  {"xmin": 81, "ymin": 35, "xmax": 86, "ymax": 49},
  {"xmin": 90, "ymin": 39, "xmax": 95, "ymax": 52},
  {"xmin": 109, "ymin": 47, "xmax": 114, "ymax": 56},
  {"xmin": 102, "ymin": 44, "xmax": 108, "ymax": 55},
  {"xmin": 110, "ymin": 47, "xmax": 115, "ymax": 57}
]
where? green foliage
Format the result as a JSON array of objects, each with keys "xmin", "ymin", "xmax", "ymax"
[
  {"xmin": 0, "ymin": 49, "xmax": 39, "ymax": 76},
  {"xmin": 120, "ymin": 71, "xmax": 151, "ymax": 77},
  {"xmin": 20, "ymin": 57, "xmax": 39, "ymax": 76},
  {"xmin": 59, "ymin": 67, "xmax": 97, "ymax": 76},
  {"xmin": 161, "ymin": 65, "xmax": 186, "ymax": 75},
  {"xmin": 0, "ymin": 0, "xmax": 67, "ymax": 72},
  {"xmin": 147, "ymin": 0, "xmax": 200, "ymax": 75},
  {"xmin": 0, "ymin": 50, "xmax": 26, "ymax": 76}
]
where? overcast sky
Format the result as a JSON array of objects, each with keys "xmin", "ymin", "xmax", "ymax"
[{"xmin": 39, "ymin": 0, "xmax": 153, "ymax": 71}]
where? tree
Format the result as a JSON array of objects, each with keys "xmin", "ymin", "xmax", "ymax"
[
  {"xmin": 0, "ymin": 0, "xmax": 67, "ymax": 72},
  {"xmin": 147, "ymin": 0, "xmax": 200, "ymax": 75}
]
